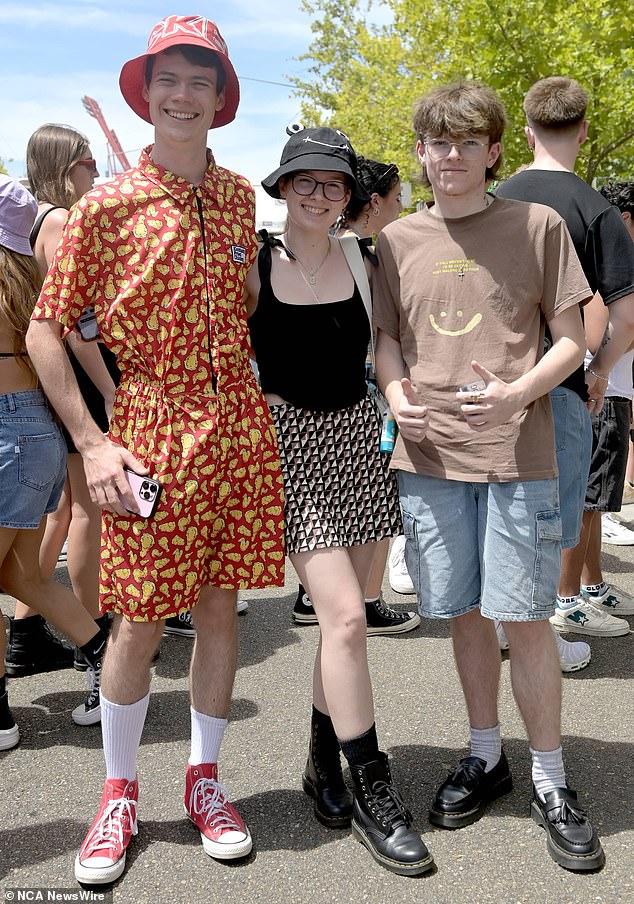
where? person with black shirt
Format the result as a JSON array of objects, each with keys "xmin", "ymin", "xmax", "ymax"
[
  {"xmin": 496, "ymin": 76, "xmax": 634, "ymax": 638},
  {"xmin": 246, "ymin": 126, "xmax": 433, "ymax": 876}
]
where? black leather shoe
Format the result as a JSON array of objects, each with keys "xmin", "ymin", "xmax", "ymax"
[
  {"xmin": 429, "ymin": 751, "xmax": 513, "ymax": 828},
  {"xmin": 351, "ymin": 753, "xmax": 434, "ymax": 876},
  {"xmin": 530, "ymin": 786, "xmax": 605, "ymax": 871}
]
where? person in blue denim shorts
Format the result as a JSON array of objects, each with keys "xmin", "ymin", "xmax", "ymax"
[
  {"xmin": 0, "ymin": 175, "xmax": 108, "ymax": 750},
  {"xmin": 373, "ymin": 82, "xmax": 605, "ymax": 871}
]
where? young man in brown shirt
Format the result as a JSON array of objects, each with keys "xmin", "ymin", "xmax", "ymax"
[{"xmin": 374, "ymin": 81, "xmax": 604, "ymax": 871}]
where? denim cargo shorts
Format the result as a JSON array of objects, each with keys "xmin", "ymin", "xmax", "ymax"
[{"xmin": 0, "ymin": 390, "xmax": 67, "ymax": 528}]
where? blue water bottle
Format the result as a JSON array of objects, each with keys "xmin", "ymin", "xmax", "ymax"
[{"xmin": 380, "ymin": 408, "xmax": 396, "ymax": 453}]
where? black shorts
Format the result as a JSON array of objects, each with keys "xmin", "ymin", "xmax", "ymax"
[{"xmin": 585, "ymin": 396, "xmax": 632, "ymax": 512}]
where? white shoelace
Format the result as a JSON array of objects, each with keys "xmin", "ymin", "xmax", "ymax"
[
  {"xmin": 82, "ymin": 797, "xmax": 137, "ymax": 858},
  {"xmin": 189, "ymin": 776, "xmax": 242, "ymax": 832}
]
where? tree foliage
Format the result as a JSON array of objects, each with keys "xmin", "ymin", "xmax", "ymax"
[
  {"xmin": 0, "ymin": 158, "xmax": 7, "ymax": 175},
  {"xmin": 295, "ymin": 0, "xmax": 634, "ymax": 188}
]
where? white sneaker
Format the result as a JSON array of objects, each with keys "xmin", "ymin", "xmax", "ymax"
[
  {"xmin": 582, "ymin": 582, "xmax": 634, "ymax": 615},
  {"xmin": 554, "ymin": 633, "xmax": 591, "ymax": 672},
  {"xmin": 495, "ymin": 622, "xmax": 591, "ymax": 672},
  {"xmin": 601, "ymin": 513, "xmax": 634, "ymax": 546},
  {"xmin": 236, "ymin": 596, "xmax": 249, "ymax": 615},
  {"xmin": 550, "ymin": 598, "xmax": 630, "ymax": 637},
  {"xmin": 388, "ymin": 536, "xmax": 415, "ymax": 594}
]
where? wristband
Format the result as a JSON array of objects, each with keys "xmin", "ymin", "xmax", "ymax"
[{"xmin": 586, "ymin": 367, "xmax": 608, "ymax": 384}]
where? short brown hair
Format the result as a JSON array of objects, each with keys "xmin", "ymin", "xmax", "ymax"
[
  {"xmin": 413, "ymin": 81, "xmax": 506, "ymax": 183},
  {"xmin": 523, "ymin": 77, "xmax": 588, "ymax": 131}
]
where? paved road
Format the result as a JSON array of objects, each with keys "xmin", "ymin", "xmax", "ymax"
[{"xmin": 1, "ymin": 526, "xmax": 633, "ymax": 904}]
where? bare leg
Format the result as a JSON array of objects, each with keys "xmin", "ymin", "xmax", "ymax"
[
  {"xmin": 189, "ymin": 586, "xmax": 238, "ymax": 718},
  {"xmin": 13, "ymin": 478, "xmax": 71, "ymax": 619},
  {"xmin": 100, "ymin": 616, "xmax": 163, "ymax": 704},
  {"xmin": 502, "ymin": 619, "xmax": 561, "ymax": 750},
  {"xmin": 364, "ymin": 538, "xmax": 390, "ymax": 600},
  {"xmin": 451, "ymin": 609, "xmax": 500, "ymax": 729},
  {"xmin": 580, "ymin": 511, "xmax": 602, "ymax": 586},
  {"xmin": 0, "ymin": 523, "xmax": 100, "ymax": 647},
  {"xmin": 293, "ymin": 544, "xmax": 375, "ymax": 740},
  {"xmin": 558, "ymin": 512, "xmax": 593, "ymax": 597}
]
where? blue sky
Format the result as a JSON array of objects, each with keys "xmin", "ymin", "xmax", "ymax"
[{"xmin": 0, "ymin": 1, "xmax": 323, "ymax": 185}]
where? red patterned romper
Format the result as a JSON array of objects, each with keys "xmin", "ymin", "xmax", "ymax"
[{"xmin": 33, "ymin": 149, "xmax": 285, "ymax": 620}]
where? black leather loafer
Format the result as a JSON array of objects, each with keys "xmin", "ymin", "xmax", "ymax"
[
  {"xmin": 530, "ymin": 786, "xmax": 605, "ymax": 871},
  {"xmin": 429, "ymin": 751, "xmax": 513, "ymax": 828}
]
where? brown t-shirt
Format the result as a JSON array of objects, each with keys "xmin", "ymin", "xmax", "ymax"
[{"xmin": 373, "ymin": 198, "xmax": 591, "ymax": 483}]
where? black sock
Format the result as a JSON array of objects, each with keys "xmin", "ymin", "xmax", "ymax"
[
  {"xmin": 339, "ymin": 724, "xmax": 379, "ymax": 767},
  {"xmin": 80, "ymin": 629, "xmax": 107, "ymax": 669},
  {"xmin": 0, "ymin": 674, "xmax": 6, "ymax": 698},
  {"xmin": 95, "ymin": 613, "xmax": 112, "ymax": 635}
]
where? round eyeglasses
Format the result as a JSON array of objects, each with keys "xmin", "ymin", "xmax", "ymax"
[
  {"xmin": 291, "ymin": 174, "xmax": 348, "ymax": 202},
  {"xmin": 424, "ymin": 139, "xmax": 489, "ymax": 159}
]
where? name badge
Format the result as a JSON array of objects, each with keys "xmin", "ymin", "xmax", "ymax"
[{"xmin": 231, "ymin": 245, "xmax": 247, "ymax": 263}]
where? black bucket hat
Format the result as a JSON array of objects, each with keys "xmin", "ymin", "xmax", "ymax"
[{"xmin": 262, "ymin": 125, "xmax": 370, "ymax": 204}]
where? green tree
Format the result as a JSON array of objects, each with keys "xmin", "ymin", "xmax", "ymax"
[
  {"xmin": 0, "ymin": 157, "xmax": 8, "ymax": 175},
  {"xmin": 295, "ymin": 0, "xmax": 634, "ymax": 186}
]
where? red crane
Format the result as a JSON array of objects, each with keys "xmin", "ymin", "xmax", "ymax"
[{"xmin": 82, "ymin": 96, "xmax": 132, "ymax": 174}]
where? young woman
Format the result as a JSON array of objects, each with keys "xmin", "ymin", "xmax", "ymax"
[
  {"xmin": 6, "ymin": 125, "xmax": 117, "ymax": 722},
  {"xmin": 292, "ymin": 156, "xmax": 419, "ymax": 633},
  {"xmin": 0, "ymin": 175, "xmax": 108, "ymax": 748},
  {"xmin": 246, "ymin": 126, "xmax": 433, "ymax": 876}
]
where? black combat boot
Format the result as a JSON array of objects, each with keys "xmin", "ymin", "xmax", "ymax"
[
  {"xmin": 350, "ymin": 752, "xmax": 434, "ymax": 876},
  {"xmin": 302, "ymin": 708, "xmax": 353, "ymax": 828},
  {"xmin": 5, "ymin": 615, "xmax": 74, "ymax": 677}
]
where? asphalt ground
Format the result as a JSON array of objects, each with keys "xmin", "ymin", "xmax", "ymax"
[{"xmin": 1, "ymin": 520, "xmax": 633, "ymax": 904}]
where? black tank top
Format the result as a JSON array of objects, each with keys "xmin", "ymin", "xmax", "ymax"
[{"xmin": 249, "ymin": 235, "xmax": 370, "ymax": 412}]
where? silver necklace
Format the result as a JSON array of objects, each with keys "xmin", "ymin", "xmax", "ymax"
[{"xmin": 283, "ymin": 235, "xmax": 331, "ymax": 286}]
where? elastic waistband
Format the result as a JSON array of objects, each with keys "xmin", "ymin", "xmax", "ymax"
[{"xmin": 0, "ymin": 389, "xmax": 48, "ymax": 413}]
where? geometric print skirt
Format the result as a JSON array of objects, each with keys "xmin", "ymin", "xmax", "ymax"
[{"xmin": 269, "ymin": 391, "xmax": 402, "ymax": 554}]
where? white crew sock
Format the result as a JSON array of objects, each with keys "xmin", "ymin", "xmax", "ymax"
[
  {"xmin": 101, "ymin": 690, "xmax": 150, "ymax": 781},
  {"xmin": 469, "ymin": 724, "xmax": 501, "ymax": 772},
  {"xmin": 556, "ymin": 594, "xmax": 581, "ymax": 610},
  {"xmin": 189, "ymin": 708, "xmax": 227, "ymax": 765},
  {"xmin": 530, "ymin": 745, "xmax": 566, "ymax": 800},
  {"xmin": 581, "ymin": 582, "xmax": 607, "ymax": 595}
]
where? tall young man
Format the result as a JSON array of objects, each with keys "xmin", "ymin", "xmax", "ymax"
[
  {"xmin": 497, "ymin": 77, "xmax": 634, "ymax": 636},
  {"xmin": 26, "ymin": 15, "xmax": 285, "ymax": 885},
  {"xmin": 374, "ymin": 81, "xmax": 604, "ymax": 871}
]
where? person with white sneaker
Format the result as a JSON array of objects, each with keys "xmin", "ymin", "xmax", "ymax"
[
  {"xmin": 498, "ymin": 80, "xmax": 634, "ymax": 645},
  {"xmin": 26, "ymin": 15, "xmax": 285, "ymax": 885}
]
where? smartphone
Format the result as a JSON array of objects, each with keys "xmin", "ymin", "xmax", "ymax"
[
  {"xmin": 122, "ymin": 469, "xmax": 162, "ymax": 518},
  {"xmin": 77, "ymin": 306, "xmax": 100, "ymax": 341}
]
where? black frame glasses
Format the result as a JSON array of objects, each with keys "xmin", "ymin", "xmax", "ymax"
[{"xmin": 290, "ymin": 174, "xmax": 349, "ymax": 202}]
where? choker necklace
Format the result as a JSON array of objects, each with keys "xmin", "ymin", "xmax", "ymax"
[{"xmin": 283, "ymin": 235, "xmax": 331, "ymax": 286}]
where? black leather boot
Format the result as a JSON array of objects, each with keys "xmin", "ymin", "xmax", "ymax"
[
  {"xmin": 5, "ymin": 615, "xmax": 74, "ymax": 677},
  {"xmin": 302, "ymin": 709, "xmax": 353, "ymax": 828},
  {"xmin": 350, "ymin": 752, "xmax": 434, "ymax": 876}
]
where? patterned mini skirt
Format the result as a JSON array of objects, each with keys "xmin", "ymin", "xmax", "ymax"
[{"xmin": 269, "ymin": 392, "xmax": 402, "ymax": 554}]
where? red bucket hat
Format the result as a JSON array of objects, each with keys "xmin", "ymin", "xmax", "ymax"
[{"xmin": 119, "ymin": 15, "xmax": 240, "ymax": 129}]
